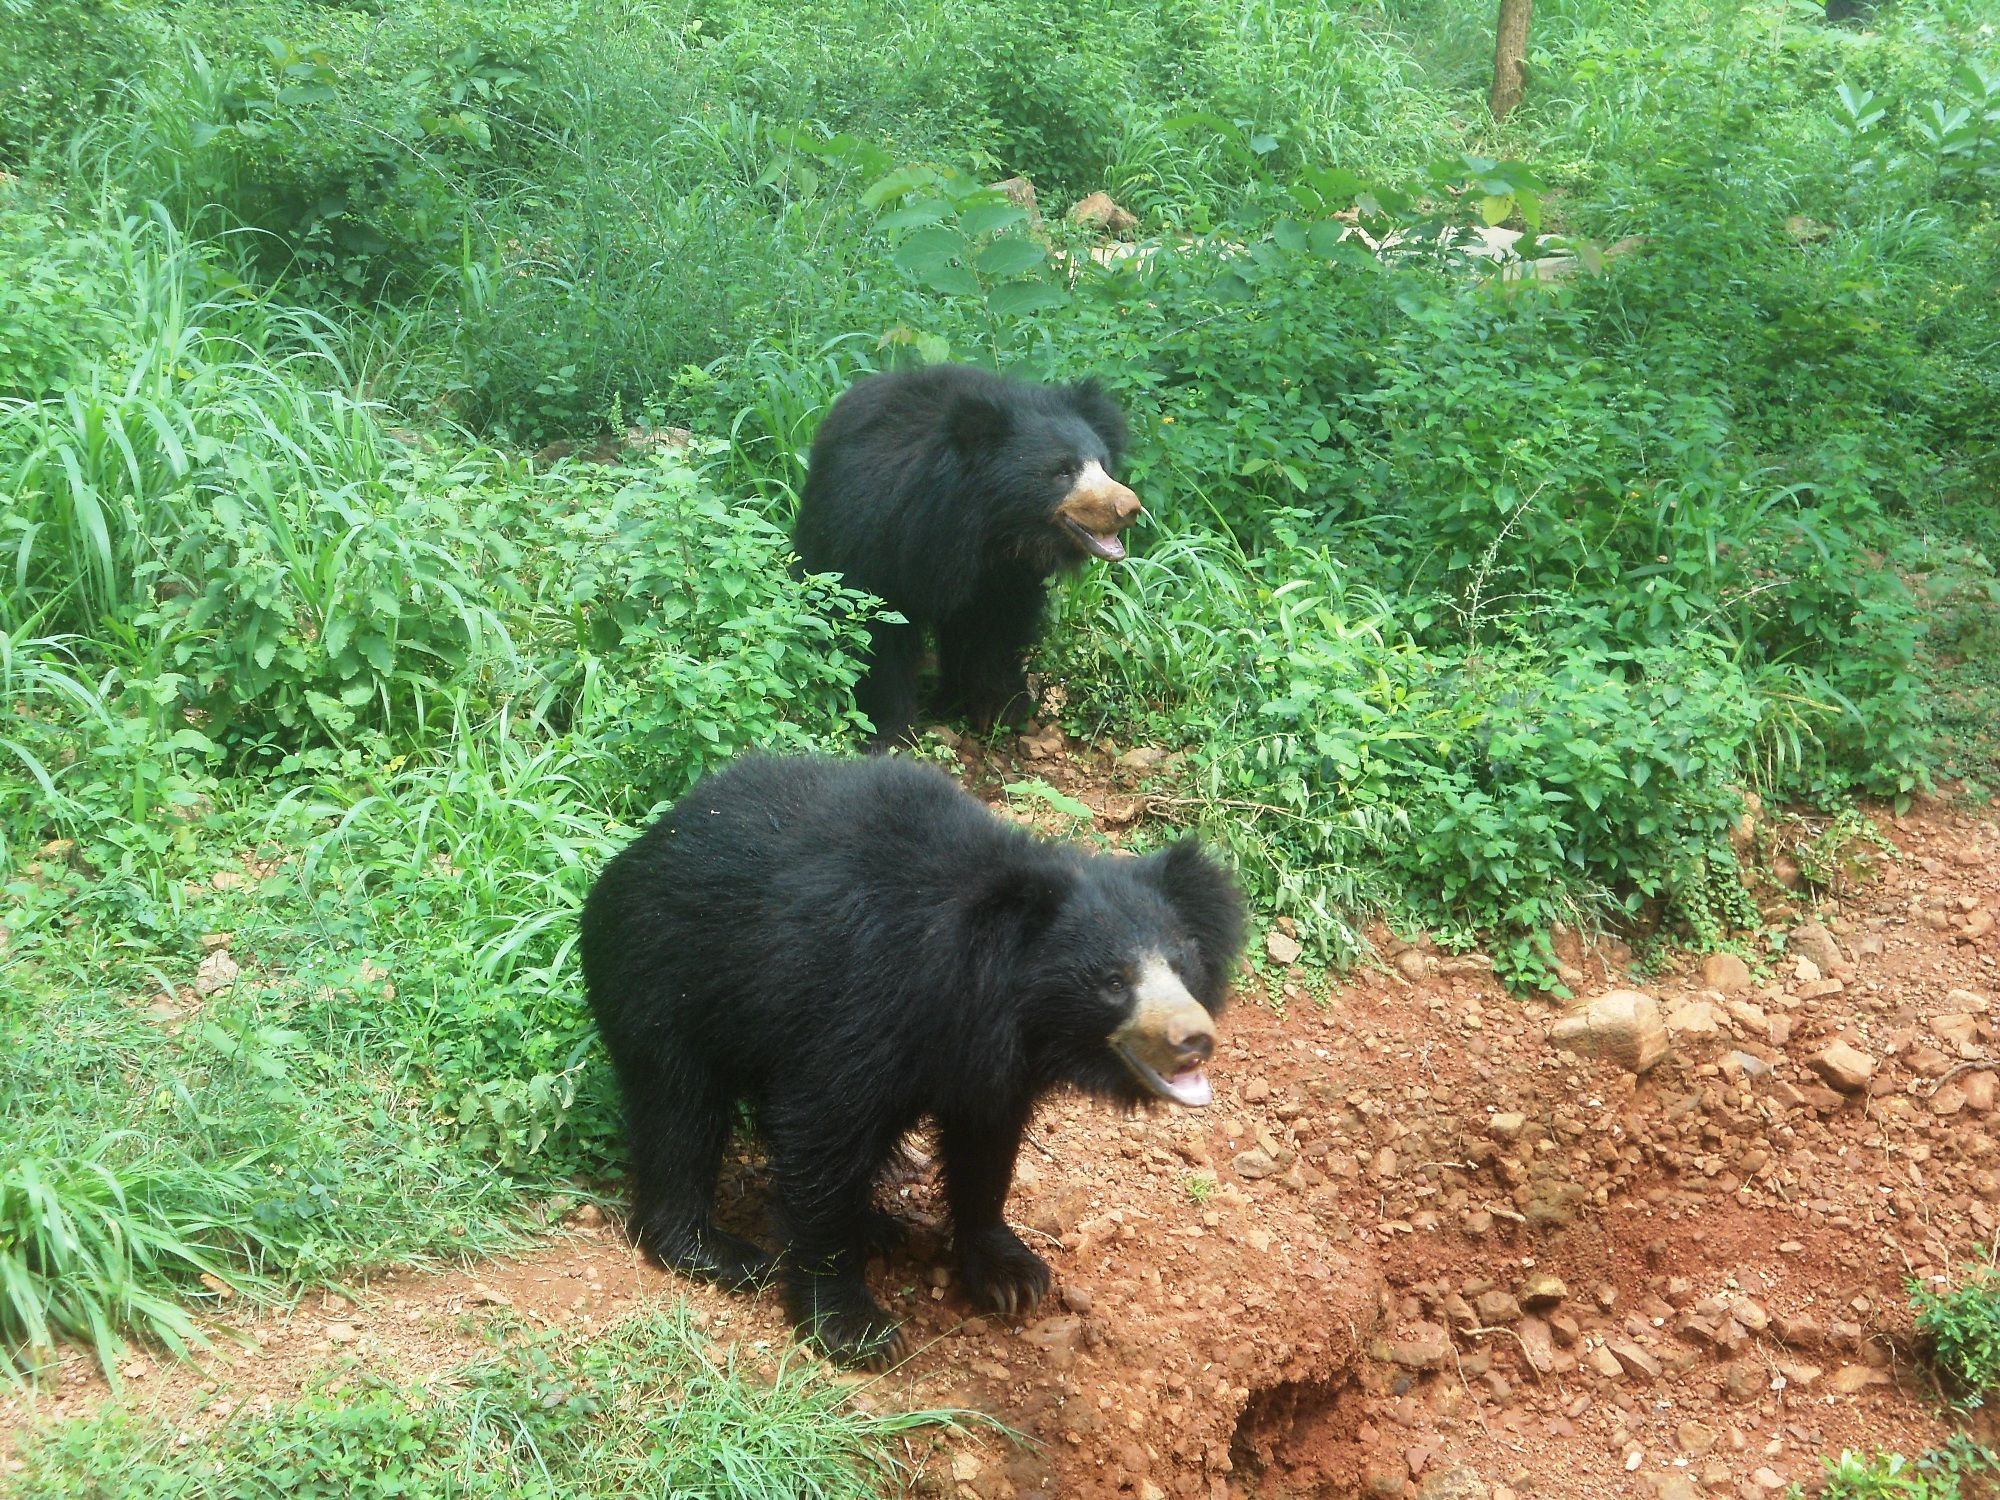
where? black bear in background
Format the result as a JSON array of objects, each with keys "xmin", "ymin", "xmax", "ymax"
[
  {"xmin": 792, "ymin": 364, "xmax": 1140, "ymax": 750},
  {"xmin": 579, "ymin": 754, "xmax": 1245, "ymax": 1367}
]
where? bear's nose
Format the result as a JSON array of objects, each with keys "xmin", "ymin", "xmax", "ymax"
[
  {"xmin": 1108, "ymin": 481, "xmax": 1142, "ymax": 523},
  {"xmin": 1168, "ymin": 1021, "xmax": 1214, "ymax": 1065}
]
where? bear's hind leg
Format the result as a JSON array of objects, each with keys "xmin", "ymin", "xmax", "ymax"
[
  {"xmin": 940, "ymin": 1109, "xmax": 1049, "ymax": 1319},
  {"xmin": 619, "ymin": 1064, "xmax": 774, "ymax": 1289},
  {"xmin": 768, "ymin": 1121, "xmax": 906, "ymax": 1367}
]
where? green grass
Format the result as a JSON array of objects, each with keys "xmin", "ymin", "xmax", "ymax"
[{"xmin": 4, "ymin": 1308, "xmax": 987, "ymax": 1499}]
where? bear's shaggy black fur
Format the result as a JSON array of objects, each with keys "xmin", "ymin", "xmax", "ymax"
[
  {"xmin": 579, "ymin": 754, "xmax": 1244, "ymax": 1366},
  {"xmin": 792, "ymin": 364, "xmax": 1139, "ymax": 750}
]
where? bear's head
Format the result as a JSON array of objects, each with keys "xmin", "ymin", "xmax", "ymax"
[
  {"xmin": 989, "ymin": 838, "xmax": 1246, "ymax": 1110},
  {"xmin": 946, "ymin": 378, "xmax": 1141, "ymax": 570}
]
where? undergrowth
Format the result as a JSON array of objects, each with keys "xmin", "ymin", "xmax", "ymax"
[{"xmin": 4, "ymin": 1308, "xmax": 983, "ymax": 1498}]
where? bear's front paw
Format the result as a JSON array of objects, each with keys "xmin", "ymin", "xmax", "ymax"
[
  {"xmin": 959, "ymin": 1225, "xmax": 1050, "ymax": 1320},
  {"xmin": 790, "ymin": 1277, "xmax": 907, "ymax": 1370}
]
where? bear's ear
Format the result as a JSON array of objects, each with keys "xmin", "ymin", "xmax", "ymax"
[
  {"xmin": 1065, "ymin": 379, "xmax": 1129, "ymax": 467},
  {"xmin": 1145, "ymin": 840, "xmax": 1246, "ymax": 1000},
  {"xmin": 947, "ymin": 391, "xmax": 1014, "ymax": 451},
  {"xmin": 967, "ymin": 857, "xmax": 1069, "ymax": 938}
]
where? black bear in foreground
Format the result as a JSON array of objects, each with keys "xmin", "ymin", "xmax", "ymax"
[
  {"xmin": 792, "ymin": 363, "xmax": 1140, "ymax": 750},
  {"xmin": 579, "ymin": 754, "xmax": 1245, "ymax": 1367}
]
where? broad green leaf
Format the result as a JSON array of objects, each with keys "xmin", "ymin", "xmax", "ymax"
[
  {"xmin": 985, "ymin": 280, "xmax": 1069, "ymax": 317},
  {"xmin": 973, "ymin": 235, "xmax": 1046, "ymax": 277}
]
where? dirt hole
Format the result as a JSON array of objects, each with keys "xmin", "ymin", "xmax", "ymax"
[{"xmin": 1228, "ymin": 1374, "xmax": 1374, "ymax": 1499}]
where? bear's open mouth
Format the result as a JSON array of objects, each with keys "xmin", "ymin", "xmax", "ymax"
[
  {"xmin": 1113, "ymin": 1042, "xmax": 1213, "ymax": 1108},
  {"xmin": 1061, "ymin": 516, "xmax": 1128, "ymax": 562}
]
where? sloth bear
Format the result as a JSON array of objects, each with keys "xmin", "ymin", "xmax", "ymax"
[
  {"xmin": 792, "ymin": 364, "xmax": 1139, "ymax": 750},
  {"xmin": 578, "ymin": 754, "xmax": 1244, "ymax": 1367}
]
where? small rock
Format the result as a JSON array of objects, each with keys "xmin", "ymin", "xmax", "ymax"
[
  {"xmin": 1233, "ymin": 1149, "xmax": 1277, "ymax": 1180},
  {"xmin": 1963, "ymin": 1069, "xmax": 1997, "ymax": 1112},
  {"xmin": 1547, "ymin": 991, "xmax": 1670, "ymax": 1074},
  {"xmin": 1829, "ymin": 1365, "xmax": 1890, "ymax": 1394},
  {"xmin": 193, "ymin": 949, "xmax": 241, "ymax": 997},
  {"xmin": 1021, "ymin": 1315, "xmax": 1082, "ymax": 1357},
  {"xmin": 1666, "ymin": 999, "xmax": 1724, "ymax": 1037},
  {"xmin": 1721, "ymin": 1361, "xmax": 1764, "ymax": 1403},
  {"xmin": 1517, "ymin": 1316, "xmax": 1556, "ymax": 1374},
  {"xmin": 1809, "ymin": 1040, "xmax": 1875, "ymax": 1093},
  {"xmin": 1067, "ymin": 192, "xmax": 1139, "ymax": 236},
  {"xmin": 1605, "ymin": 1339, "xmax": 1662, "ymax": 1381},
  {"xmin": 989, "ymin": 176, "xmax": 1041, "ymax": 228},
  {"xmin": 1519, "ymin": 1272, "xmax": 1567, "ymax": 1310},
  {"xmin": 1375, "ymin": 1322, "xmax": 1452, "ymax": 1370},
  {"xmin": 1487, "ymin": 1113, "xmax": 1527, "ymax": 1141},
  {"xmin": 1266, "ymin": 930, "xmax": 1303, "ymax": 966},
  {"xmin": 1701, "ymin": 953, "xmax": 1753, "ymax": 994},
  {"xmin": 1059, "ymin": 1283, "xmax": 1094, "ymax": 1315},
  {"xmin": 1677, "ymin": 1421, "xmax": 1717, "ymax": 1456},
  {"xmin": 1933, "ymin": 1013, "xmax": 1979, "ymax": 1048},
  {"xmin": 1789, "ymin": 921, "xmax": 1845, "ymax": 973},
  {"xmin": 1418, "ymin": 1467, "xmax": 1489, "ymax": 1500},
  {"xmin": 1396, "ymin": 949, "xmax": 1431, "ymax": 982},
  {"xmin": 1476, "ymin": 1290, "xmax": 1522, "ymax": 1325},
  {"xmin": 325, "ymin": 1321, "xmax": 359, "ymax": 1344}
]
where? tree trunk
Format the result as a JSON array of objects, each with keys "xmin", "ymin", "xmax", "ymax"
[{"xmin": 1489, "ymin": 0, "xmax": 1533, "ymax": 122}]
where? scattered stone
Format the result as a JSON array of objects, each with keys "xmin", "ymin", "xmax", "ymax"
[
  {"xmin": 1059, "ymin": 1283, "xmax": 1094, "ymax": 1315},
  {"xmin": 1396, "ymin": 949, "xmax": 1431, "ymax": 982},
  {"xmin": 1721, "ymin": 1361, "xmax": 1764, "ymax": 1403},
  {"xmin": 1665, "ymin": 999, "xmax": 1723, "ymax": 1037},
  {"xmin": 1790, "ymin": 920, "xmax": 1846, "ymax": 973},
  {"xmin": 1677, "ymin": 1421, "xmax": 1717, "ymax": 1456},
  {"xmin": 1548, "ymin": 991, "xmax": 1670, "ymax": 1074},
  {"xmin": 1067, "ymin": 192, "xmax": 1139, "ymax": 236},
  {"xmin": 1829, "ymin": 1365, "xmax": 1891, "ymax": 1394},
  {"xmin": 1604, "ymin": 1339, "xmax": 1662, "ymax": 1381},
  {"xmin": 1375, "ymin": 1323, "xmax": 1452, "ymax": 1370},
  {"xmin": 1475, "ymin": 1290, "xmax": 1522, "ymax": 1325},
  {"xmin": 325, "ymin": 1322, "xmax": 359, "ymax": 1344},
  {"xmin": 1519, "ymin": 1272, "xmax": 1567, "ymax": 1310},
  {"xmin": 1516, "ymin": 1316, "xmax": 1556, "ymax": 1374},
  {"xmin": 1233, "ymin": 1149, "xmax": 1277, "ymax": 1180},
  {"xmin": 193, "ymin": 949, "xmax": 240, "ymax": 997},
  {"xmin": 1487, "ymin": 1112, "xmax": 1527, "ymax": 1141},
  {"xmin": 1933, "ymin": 1012, "xmax": 1979, "ymax": 1048},
  {"xmin": 1964, "ymin": 1069, "xmax": 1997, "ymax": 1112},
  {"xmin": 1266, "ymin": 930, "xmax": 1303, "ymax": 966},
  {"xmin": 1418, "ymin": 1467, "xmax": 1489, "ymax": 1500},
  {"xmin": 1809, "ymin": 1040, "xmax": 1876, "ymax": 1094},
  {"xmin": 1701, "ymin": 953, "xmax": 1753, "ymax": 994}
]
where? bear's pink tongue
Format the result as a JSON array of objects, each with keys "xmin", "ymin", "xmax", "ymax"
[
  {"xmin": 1161, "ymin": 1067, "xmax": 1212, "ymax": 1108},
  {"xmin": 1064, "ymin": 517, "xmax": 1127, "ymax": 562}
]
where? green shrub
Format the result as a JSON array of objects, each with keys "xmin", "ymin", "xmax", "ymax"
[
  {"xmin": 535, "ymin": 455, "xmax": 879, "ymax": 799},
  {"xmin": 1912, "ymin": 1250, "xmax": 2000, "ymax": 1406},
  {"xmin": 0, "ymin": 0, "xmax": 154, "ymax": 165}
]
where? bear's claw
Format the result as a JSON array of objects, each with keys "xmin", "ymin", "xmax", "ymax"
[{"xmin": 960, "ymin": 1225, "xmax": 1051, "ymax": 1321}]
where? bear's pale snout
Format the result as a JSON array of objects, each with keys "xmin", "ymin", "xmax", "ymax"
[{"xmin": 1055, "ymin": 460, "xmax": 1142, "ymax": 562}]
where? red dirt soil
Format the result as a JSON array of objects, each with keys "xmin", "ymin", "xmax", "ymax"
[{"xmin": 6, "ymin": 730, "xmax": 1998, "ymax": 1500}]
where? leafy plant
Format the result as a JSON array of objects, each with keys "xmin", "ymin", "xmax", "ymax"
[{"xmin": 1912, "ymin": 1248, "xmax": 2000, "ymax": 1407}]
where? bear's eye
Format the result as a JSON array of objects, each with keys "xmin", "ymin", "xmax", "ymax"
[{"xmin": 1103, "ymin": 971, "xmax": 1127, "ymax": 993}]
